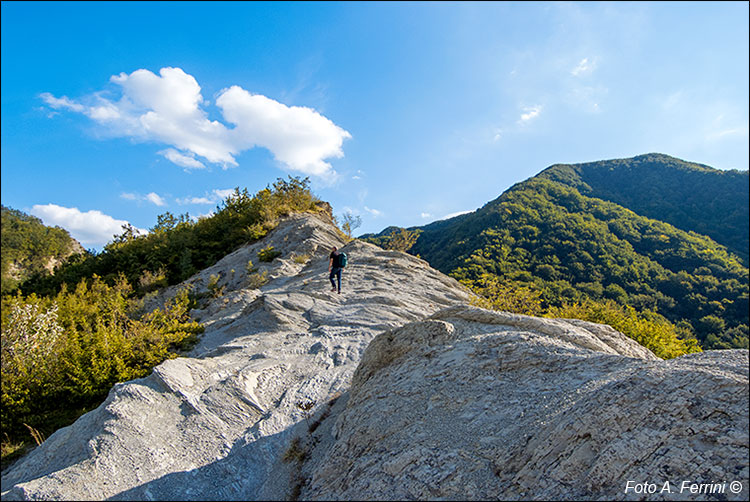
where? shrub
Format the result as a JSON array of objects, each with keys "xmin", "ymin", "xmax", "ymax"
[
  {"xmin": 292, "ymin": 253, "xmax": 311, "ymax": 265},
  {"xmin": 246, "ymin": 271, "xmax": 269, "ymax": 289},
  {"xmin": 258, "ymin": 246, "xmax": 282, "ymax": 263},
  {"xmin": 462, "ymin": 273, "xmax": 543, "ymax": 316},
  {"xmin": 18, "ymin": 176, "xmax": 327, "ymax": 298},
  {"xmin": 207, "ymin": 273, "xmax": 224, "ymax": 298},
  {"xmin": 1, "ymin": 275, "xmax": 203, "ymax": 461},
  {"xmin": 547, "ymin": 299, "xmax": 702, "ymax": 359}
]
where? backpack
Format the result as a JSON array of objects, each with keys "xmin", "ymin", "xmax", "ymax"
[{"xmin": 337, "ymin": 252, "xmax": 348, "ymax": 268}]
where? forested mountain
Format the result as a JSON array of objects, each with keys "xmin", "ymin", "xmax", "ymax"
[
  {"xmin": 368, "ymin": 155, "xmax": 749, "ymax": 350},
  {"xmin": 536, "ymin": 153, "xmax": 749, "ymax": 265},
  {"xmin": 1, "ymin": 205, "xmax": 85, "ymax": 295}
]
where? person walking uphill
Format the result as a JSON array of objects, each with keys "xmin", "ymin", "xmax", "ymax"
[{"xmin": 328, "ymin": 246, "xmax": 347, "ymax": 294}]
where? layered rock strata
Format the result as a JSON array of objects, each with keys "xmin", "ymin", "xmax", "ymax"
[
  {"xmin": 296, "ymin": 306, "xmax": 749, "ymax": 501},
  {"xmin": 1, "ymin": 213, "xmax": 472, "ymax": 500},
  {"xmin": 2, "ymin": 213, "xmax": 747, "ymax": 501}
]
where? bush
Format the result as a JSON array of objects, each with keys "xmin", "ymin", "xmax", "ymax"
[
  {"xmin": 462, "ymin": 273, "xmax": 543, "ymax": 316},
  {"xmin": 1, "ymin": 275, "xmax": 203, "ymax": 459},
  {"xmin": 459, "ymin": 275, "xmax": 701, "ymax": 359},
  {"xmin": 247, "ymin": 271, "xmax": 269, "ymax": 289},
  {"xmin": 547, "ymin": 299, "xmax": 702, "ymax": 359},
  {"xmin": 258, "ymin": 246, "xmax": 282, "ymax": 263},
  {"xmin": 18, "ymin": 176, "xmax": 327, "ymax": 298}
]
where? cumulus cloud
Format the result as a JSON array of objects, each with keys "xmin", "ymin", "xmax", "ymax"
[
  {"xmin": 40, "ymin": 67, "xmax": 351, "ymax": 177},
  {"xmin": 30, "ymin": 204, "xmax": 146, "ymax": 249},
  {"xmin": 217, "ymin": 86, "xmax": 351, "ymax": 176}
]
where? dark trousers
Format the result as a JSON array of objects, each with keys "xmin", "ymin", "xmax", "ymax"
[{"xmin": 329, "ymin": 267, "xmax": 342, "ymax": 292}]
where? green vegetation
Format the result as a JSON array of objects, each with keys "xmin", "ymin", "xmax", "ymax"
[
  {"xmin": 537, "ymin": 153, "xmax": 749, "ymax": 265},
  {"xmin": 19, "ymin": 176, "xmax": 329, "ymax": 297},
  {"xmin": 361, "ymin": 227, "xmax": 421, "ymax": 252},
  {"xmin": 1, "ymin": 205, "xmax": 84, "ymax": 296},
  {"xmin": 246, "ymin": 270, "xmax": 269, "ymax": 289},
  {"xmin": 462, "ymin": 272, "xmax": 701, "ymax": 359},
  {"xmin": 547, "ymin": 299, "xmax": 701, "ymax": 359},
  {"xmin": 1, "ymin": 176, "xmax": 327, "ymax": 466},
  {"xmin": 258, "ymin": 246, "xmax": 282, "ymax": 262},
  {"xmin": 401, "ymin": 156, "xmax": 748, "ymax": 351},
  {"xmin": 1, "ymin": 276, "xmax": 203, "ymax": 462}
]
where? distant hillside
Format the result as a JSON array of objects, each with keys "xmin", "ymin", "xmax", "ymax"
[
  {"xmin": 368, "ymin": 155, "xmax": 749, "ymax": 350},
  {"xmin": 1, "ymin": 205, "xmax": 85, "ymax": 295},
  {"xmin": 536, "ymin": 153, "xmax": 749, "ymax": 265}
]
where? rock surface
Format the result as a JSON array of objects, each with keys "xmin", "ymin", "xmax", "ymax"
[
  {"xmin": 298, "ymin": 306, "xmax": 749, "ymax": 501},
  {"xmin": 2, "ymin": 213, "xmax": 748, "ymax": 501},
  {"xmin": 0, "ymin": 213, "xmax": 472, "ymax": 500}
]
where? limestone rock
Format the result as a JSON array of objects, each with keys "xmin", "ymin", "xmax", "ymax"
[
  {"xmin": 2, "ymin": 213, "xmax": 747, "ymax": 501},
  {"xmin": 298, "ymin": 306, "xmax": 749, "ymax": 501},
  {"xmin": 0, "ymin": 213, "xmax": 472, "ymax": 500}
]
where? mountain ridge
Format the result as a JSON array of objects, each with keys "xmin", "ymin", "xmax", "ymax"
[
  {"xmin": 378, "ymin": 154, "xmax": 749, "ymax": 350},
  {"xmin": 535, "ymin": 153, "xmax": 749, "ymax": 264},
  {"xmin": 2, "ymin": 212, "xmax": 746, "ymax": 501}
]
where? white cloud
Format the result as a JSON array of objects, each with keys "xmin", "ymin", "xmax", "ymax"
[
  {"xmin": 39, "ymin": 93, "xmax": 85, "ymax": 113},
  {"xmin": 30, "ymin": 204, "xmax": 146, "ymax": 249},
  {"xmin": 571, "ymin": 57, "xmax": 596, "ymax": 76},
  {"xmin": 364, "ymin": 206, "xmax": 382, "ymax": 217},
  {"xmin": 159, "ymin": 148, "xmax": 206, "ymax": 170},
  {"xmin": 519, "ymin": 105, "xmax": 542, "ymax": 123},
  {"xmin": 176, "ymin": 188, "xmax": 235, "ymax": 205},
  {"xmin": 40, "ymin": 67, "xmax": 351, "ymax": 178},
  {"xmin": 182, "ymin": 197, "xmax": 213, "ymax": 204},
  {"xmin": 145, "ymin": 192, "xmax": 166, "ymax": 206},
  {"xmin": 216, "ymin": 85, "xmax": 351, "ymax": 176},
  {"xmin": 420, "ymin": 212, "xmax": 432, "ymax": 219},
  {"xmin": 120, "ymin": 191, "xmax": 168, "ymax": 206},
  {"xmin": 442, "ymin": 210, "xmax": 472, "ymax": 220},
  {"xmin": 212, "ymin": 188, "xmax": 235, "ymax": 200}
]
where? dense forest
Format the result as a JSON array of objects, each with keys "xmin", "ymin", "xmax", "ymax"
[
  {"xmin": 367, "ymin": 155, "xmax": 749, "ymax": 351},
  {"xmin": 536, "ymin": 153, "xmax": 749, "ymax": 265},
  {"xmin": 1, "ymin": 205, "xmax": 84, "ymax": 296},
  {"xmin": 1, "ymin": 177, "xmax": 332, "ymax": 466}
]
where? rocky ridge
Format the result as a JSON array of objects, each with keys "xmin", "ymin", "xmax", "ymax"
[
  {"xmin": 1, "ymin": 213, "xmax": 472, "ymax": 500},
  {"xmin": 298, "ymin": 306, "xmax": 748, "ymax": 500},
  {"xmin": 1, "ymin": 212, "xmax": 748, "ymax": 501}
]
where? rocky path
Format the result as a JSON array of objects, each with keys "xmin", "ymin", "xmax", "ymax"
[{"xmin": 1, "ymin": 213, "xmax": 472, "ymax": 500}]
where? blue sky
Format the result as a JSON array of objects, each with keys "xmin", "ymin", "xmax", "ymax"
[{"xmin": 2, "ymin": 1, "xmax": 748, "ymax": 250}]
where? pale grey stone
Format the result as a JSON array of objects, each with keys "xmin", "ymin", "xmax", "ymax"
[{"xmin": 2, "ymin": 213, "xmax": 747, "ymax": 501}]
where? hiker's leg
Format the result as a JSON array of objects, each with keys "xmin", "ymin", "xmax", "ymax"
[
  {"xmin": 329, "ymin": 269, "xmax": 337, "ymax": 290},
  {"xmin": 335, "ymin": 268, "xmax": 342, "ymax": 293}
]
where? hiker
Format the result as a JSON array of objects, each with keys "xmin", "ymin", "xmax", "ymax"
[{"xmin": 328, "ymin": 246, "xmax": 347, "ymax": 293}]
